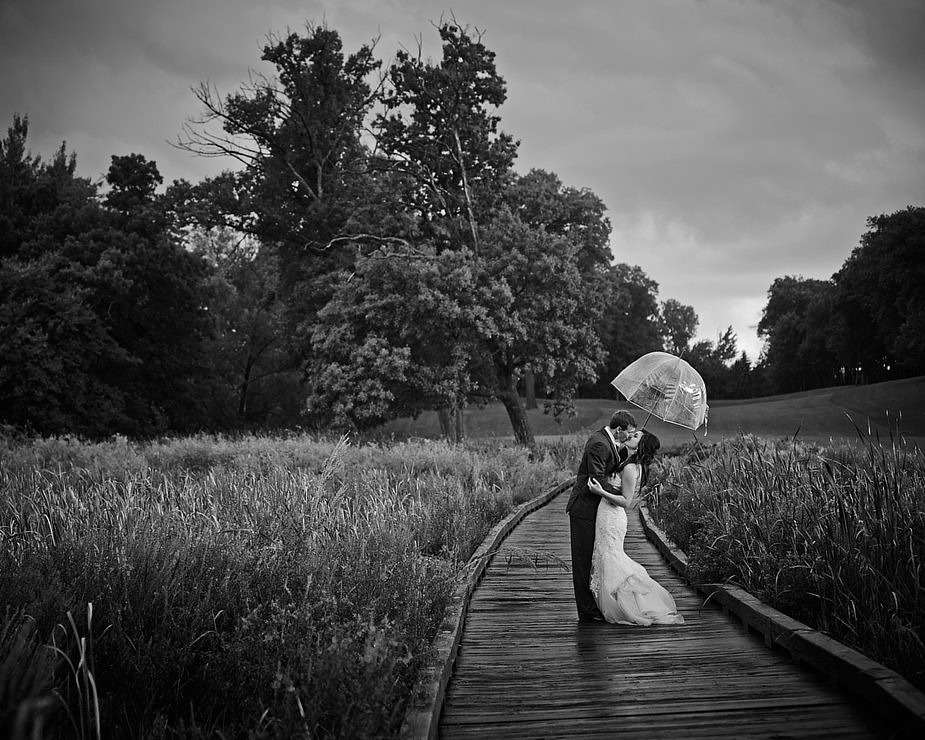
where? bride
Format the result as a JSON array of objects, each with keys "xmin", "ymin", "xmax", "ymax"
[{"xmin": 587, "ymin": 429, "xmax": 684, "ymax": 626}]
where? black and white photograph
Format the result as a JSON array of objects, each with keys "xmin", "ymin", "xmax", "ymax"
[{"xmin": 2, "ymin": 1, "xmax": 923, "ymax": 737}]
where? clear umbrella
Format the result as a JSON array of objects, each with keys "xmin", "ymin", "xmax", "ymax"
[{"xmin": 611, "ymin": 351, "xmax": 708, "ymax": 431}]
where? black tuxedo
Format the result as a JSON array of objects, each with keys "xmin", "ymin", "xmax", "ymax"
[{"xmin": 566, "ymin": 427, "xmax": 627, "ymax": 620}]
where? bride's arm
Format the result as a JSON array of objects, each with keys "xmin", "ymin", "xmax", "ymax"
[{"xmin": 587, "ymin": 476, "xmax": 632, "ymax": 508}]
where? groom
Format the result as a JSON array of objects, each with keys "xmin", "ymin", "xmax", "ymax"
[{"xmin": 566, "ymin": 409, "xmax": 638, "ymax": 622}]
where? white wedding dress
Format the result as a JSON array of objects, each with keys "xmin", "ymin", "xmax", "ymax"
[{"xmin": 590, "ymin": 472, "xmax": 684, "ymax": 626}]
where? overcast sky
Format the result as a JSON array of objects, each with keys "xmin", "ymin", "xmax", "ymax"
[{"xmin": 2, "ymin": 0, "xmax": 924, "ymax": 362}]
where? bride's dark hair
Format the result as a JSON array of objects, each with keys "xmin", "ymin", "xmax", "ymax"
[{"xmin": 618, "ymin": 429, "xmax": 660, "ymax": 486}]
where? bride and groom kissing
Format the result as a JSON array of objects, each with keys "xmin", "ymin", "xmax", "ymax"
[{"xmin": 566, "ymin": 410, "xmax": 684, "ymax": 625}]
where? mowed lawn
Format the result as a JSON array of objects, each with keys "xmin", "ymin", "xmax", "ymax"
[{"xmin": 374, "ymin": 376, "xmax": 925, "ymax": 448}]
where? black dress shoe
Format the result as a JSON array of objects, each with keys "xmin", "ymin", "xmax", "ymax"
[{"xmin": 578, "ymin": 615, "xmax": 606, "ymax": 623}]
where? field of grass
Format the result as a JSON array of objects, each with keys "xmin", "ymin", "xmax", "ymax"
[
  {"xmin": 0, "ymin": 433, "xmax": 581, "ymax": 739},
  {"xmin": 375, "ymin": 376, "xmax": 925, "ymax": 449}
]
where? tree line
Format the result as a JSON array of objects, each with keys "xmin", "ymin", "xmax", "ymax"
[
  {"xmin": 759, "ymin": 205, "xmax": 925, "ymax": 392},
  {"xmin": 1, "ymin": 20, "xmax": 922, "ymax": 444}
]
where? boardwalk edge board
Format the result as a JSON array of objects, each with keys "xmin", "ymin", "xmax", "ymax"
[
  {"xmin": 399, "ymin": 479, "xmax": 573, "ymax": 740},
  {"xmin": 639, "ymin": 502, "xmax": 925, "ymax": 734}
]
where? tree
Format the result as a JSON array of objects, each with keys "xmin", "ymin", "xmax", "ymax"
[
  {"xmin": 501, "ymin": 169, "xmax": 612, "ymax": 408},
  {"xmin": 833, "ymin": 206, "xmax": 925, "ymax": 380},
  {"xmin": 305, "ymin": 246, "xmax": 493, "ymax": 431},
  {"xmin": 583, "ymin": 263, "xmax": 663, "ymax": 397},
  {"xmin": 372, "ymin": 21, "xmax": 551, "ymax": 442},
  {"xmin": 658, "ymin": 298, "xmax": 698, "ymax": 356},
  {"xmin": 186, "ymin": 226, "xmax": 303, "ymax": 428},
  {"xmin": 177, "ymin": 24, "xmax": 386, "ymax": 364},
  {"xmin": 0, "ymin": 121, "xmax": 218, "ymax": 435},
  {"xmin": 0, "ymin": 119, "xmax": 132, "ymax": 434},
  {"xmin": 686, "ymin": 327, "xmax": 738, "ymax": 398},
  {"xmin": 476, "ymin": 208, "xmax": 604, "ymax": 444},
  {"xmin": 502, "ymin": 169, "xmax": 612, "ymax": 272},
  {"xmin": 0, "ymin": 254, "xmax": 131, "ymax": 435},
  {"xmin": 305, "ymin": 206, "xmax": 605, "ymax": 447},
  {"xmin": 374, "ymin": 21, "xmax": 518, "ymax": 255},
  {"xmin": 758, "ymin": 275, "xmax": 838, "ymax": 393}
]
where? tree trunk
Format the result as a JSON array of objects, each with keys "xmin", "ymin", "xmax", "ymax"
[
  {"xmin": 237, "ymin": 355, "xmax": 254, "ymax": 420},
  {"xmin": 437, "ymin": 406, "xmax": 459, "ymax": 443},
  {"xmin": 524, "ymin": 366, "xmax": 537, "ymax": 410},
  {"xmin": 455, "ymin": 404, "xmax": 466, "ymax": 441},
  {"xmin": 498, "ymin": 370, "xmax": 535, "ymax": 449},
  {"xmin": 453, "ymin": 128, "xmax": 480, "ymax": 254}
]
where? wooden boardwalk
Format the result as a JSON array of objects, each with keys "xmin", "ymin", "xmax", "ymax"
[{"xmin": 438, "ymin": 489, "xmax": 889, "ymax": 739}]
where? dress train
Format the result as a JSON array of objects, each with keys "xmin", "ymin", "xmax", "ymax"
[{"xmin": 590, "ymin": 502, "xmax": 684, "ymax": 626}]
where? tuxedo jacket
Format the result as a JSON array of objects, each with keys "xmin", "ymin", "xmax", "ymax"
[{"xmin": 566, "ymin": 427, "xmax": 627, "ymax": 522}]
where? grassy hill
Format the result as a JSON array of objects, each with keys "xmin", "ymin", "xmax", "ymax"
[{"xmin": 373, "ymin": 376, "xmax": 925, "ymax": 448}]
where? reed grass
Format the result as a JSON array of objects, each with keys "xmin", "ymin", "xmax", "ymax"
[
  {"xmin": 649, "ymin": 432, "xmax": 925, "ymax": 690},
  {"xmin": 0, "ymin": 432, "xmax": 574, "ymax": 738}
]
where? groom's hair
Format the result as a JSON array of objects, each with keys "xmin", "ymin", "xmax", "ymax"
[{"xmin": 609, "ymin": 410, "xmax": 637, "ymax": 431}]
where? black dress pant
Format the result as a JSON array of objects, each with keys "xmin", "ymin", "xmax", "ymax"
[{"xmin": 569, "ymin": 514, "xmax": 603, "ymax": 620}]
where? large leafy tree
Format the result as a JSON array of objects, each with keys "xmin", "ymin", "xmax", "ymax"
[
  {"xmin": 369, "ymin": 23, "xmax": 608, "ymax": 444},
  {"xmin": 178, "ymin": 24, "xmax": 386, "ymax": 362},
  {"xmin": 477, "ymin": 209, "xmax": 604, "ymax": 442},
  {"xmin": 686, "ymin": 327, "xmax": 738, "ymax": 396},
  {"xmin": 584, "ymin": 263, "xmax": 663, "ymax": 397},
  {"xmin": 305, "ymin": 246, "xmax": 497, "ymax": 429},
  {"xmin": 0, "ymin": 118, "xmax": 130, "ymax": 434},
  {"xmin": 501, "ymin": 168, "xmax": 612, "ymax": 406},
  {"xmin": 758, "ymin": 276, "xmax": 839, "ymax": 392},
  {"xmin": 306, "ymin": 208, "xmax": 605, "ymax": 446},
  {"xmin": 0, "ymin": 254, "xmax": 131, "ymax": 434},
  {"xmin": 98, "ymin": 155, "xmax": 215, "ymax": 433},
  {"xmin": 186, "ymin": 227, "xmax": 303, "ymax": 428},
  {"xmin": 833, "ymin": 206, "xmax": 925, "ymax": 380},
  {"xmin": 0, "ymin": 119, "xmax": 217, "ymax": 435},
  {"xmin": 658, "ymin": 298, "xmax": 698, "ymax": 356},
  {"xmin": 375, "ymin": 22, "xmax": 518, "ymax": 254}
]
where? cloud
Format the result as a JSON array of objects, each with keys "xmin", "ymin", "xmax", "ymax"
[{"xmin": 2, "ymin": 0, "xmax": 922, "ymax": 366}]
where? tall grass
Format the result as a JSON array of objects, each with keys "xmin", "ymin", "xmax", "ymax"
[
  {"xmin": 0, "ymin": 432, "xmax": 574, "ymax": 738},
  {"xmin": 650, "ymin": 433, "xmax": 925, "ymax": 690}
]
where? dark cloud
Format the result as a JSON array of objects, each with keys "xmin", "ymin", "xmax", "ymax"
[{"xmin": 2, "ymin": 0, "xmax": 922, "ymax": 360}]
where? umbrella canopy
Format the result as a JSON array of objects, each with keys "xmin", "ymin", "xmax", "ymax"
[{"xmin": 611, "ymin": 351, "xmax": 709, "ymax": 431}]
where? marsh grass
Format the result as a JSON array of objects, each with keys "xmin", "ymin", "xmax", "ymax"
[
  {"xmin": 650, "ymin": 432, "xmax": 925, "ymax": 689},
  {"xmin": 0, "ymin": 433, "xmax": 573, "ymax": 738}
]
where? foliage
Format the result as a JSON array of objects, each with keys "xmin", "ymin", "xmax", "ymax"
[
  {"xmin": 0, "ymin": 433, "xmax": 574, "ymax": 738},
  {"xmin": 188, "ymin": 227, "xmax": 304, "ymax": 428},
  {"xmin": 833, "ymin": 206, "xmax": 925, "ymax": 379},
  {"xmin": 502, "ymin": 169, "xmax": 612, "ymax": 273},
  {"xmin": 305, "ymin": 245, "xmax": 496, "ymax": 428},
  {"xmin": 177, "ymin": 22, "xmax": 388, "ymax": 366},
  {"xmin": 758, "ymin": 205, "xmax": 925, "ymax": 392},
  {"xmin": 583, "ymin": 263, "xmax": 664, "ymax": 397},
  {"xmin": 0, "ymin": 119, "xmax": 215, "ymax": 437},
  {"xmin": 683, "ymin": 327, "xmax": 770, "ymax": 400},
  {"xmin": 758, "ymin": 276, "xmax": 840, "ymax": 392},
  {"xmin": 375, "ymin": 22, "xmax": 517, "ymax": 252},
  {"xmin": 658, "ymin": 298, "xmax": 698, "ymax": 356},
  {"xmin": 20, "ymin": 18, "xmax": 925, "ymax": 446},
  {"xmin": 301, "ymin": 23, "xmax": 610, "ymax": 446},
  {"xmin": 649, "ymin": 433, "xmax": 925, "ymax": 690}
]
